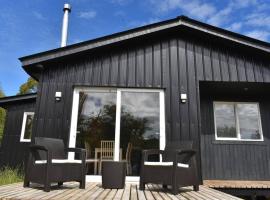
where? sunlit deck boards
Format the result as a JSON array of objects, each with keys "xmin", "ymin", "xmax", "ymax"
[
  {"xmin": 204, "ymin": 180, "xmax": 270, "ymax": 189},
  {"xmin": 0, "ymin": 182, "xmax": 242, "ymax": 200}
]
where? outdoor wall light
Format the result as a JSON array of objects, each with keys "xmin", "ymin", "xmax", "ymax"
[
  {"xmin": 55, "ymin": 92, "xmax": 62, "ymax": 101},
  {"xmin": 180, "ymin": 93, "xmax": 187, "ymax": 103}
]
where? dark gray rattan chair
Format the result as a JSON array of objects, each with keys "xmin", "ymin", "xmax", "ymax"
[
  {"xmin": 24, "ymin": 137, "xmax": 86, "ymax": 192},
  {"xmin": 139, "ymin": 141, "xmax": 200, "ymax": 194}
]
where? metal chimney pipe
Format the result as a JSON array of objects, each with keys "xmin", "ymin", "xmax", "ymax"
[{"xmin": 61, "ymin": 3, "xmax": 71, "ymax": 47}]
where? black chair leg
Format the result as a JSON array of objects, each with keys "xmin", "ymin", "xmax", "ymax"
[
  {"xmin": 162, "ymin": 184, "xmax": 168, "ymax": 189},
  {"xmin": 193, "ymin": 185, "xmax": 199, "ymax": 191},
  {"xmin": 58, "ymin": 182, "xmax": 63, "ymax": 187},
  {"xmin": 23, "ymin": 180, "xmax": 30, "ymax": 187},
  {"xmin": 172, "ymin": 184, "xmax": 178, "ymax": 195},
  {"xmin": 80, "ymin": 179, "xmax": 85, "ymax": 189},
  {"xmin": 44, "ymin": 182, "xmax": 50, "ymax": 192},
  {"xmin": 139, "ymin": 182, "xmax": 145, "ymax": 190}
]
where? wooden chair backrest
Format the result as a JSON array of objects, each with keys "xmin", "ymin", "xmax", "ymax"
[
  {"xmin": 100, "ymin": 140, "xmax": 114, "ymax": 160},
  {"xmin": 84, "ymin": 142, "xmax": 91, "ymax": 159},
  {"xmin": 125, "ymin": 142, "xmax": 133, "ymax": 161}
]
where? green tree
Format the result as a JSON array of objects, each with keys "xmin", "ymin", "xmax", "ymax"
[
  {"xmin": 18, "ymin": 77, "xmax": 38, "ymax": 95},
  {"xmin": 0, "ymin": 87, "xmax": 6, "ymax": 144}
]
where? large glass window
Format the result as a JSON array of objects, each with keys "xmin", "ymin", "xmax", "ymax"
[
  {"xmin": 214, "ymin": 102, "xmax": 263, "ymax": 141},
  {"xmin": 69, "ymin": 88, "xmax": 165, "ymax": 176},
  {"xmin": 120, "ymin": 91, "xmax": 161, "ymax": 176},
  {"xmin": 20, "ymin": 112, "xmax": 34, "ymax": 142},
  {"xmin": 76, "ymin": 90, "xmax": 116, "ymax": 175}
]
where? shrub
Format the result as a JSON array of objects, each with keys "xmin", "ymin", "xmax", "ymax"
[{"xmin": 0, "ymin": 167, "xmax": 24, "ymax": 186}]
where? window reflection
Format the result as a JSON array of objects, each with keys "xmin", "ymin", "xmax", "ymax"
[
  {"xmin": 120, "ymin": 92, "xmax": 160, "ymax": 176},
  {"xmin": 76, "ymin": 91, "xmax": 116, "ymax": 175},
  {"xmin": 24, "ymin": 114, "xmax": 34, "ymax": 140},
  {"xmin": 215, "ymin": 104, "xmax": 237, "ymax": 138},
  {"xmin": 214, "ymin": 102, "xmax": 263, "ymax": 140},
  {"xmin": 74, "ymin": 89, "xmax": 163, "ymax": 176},
  {"xmin": 237, "ymin": 104, "xmax": 261, "ymax": 140}
]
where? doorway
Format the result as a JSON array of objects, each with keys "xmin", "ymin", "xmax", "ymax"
[{"xmin": 69, "ymin": 87, "xmax": 165, "ymax": 180}]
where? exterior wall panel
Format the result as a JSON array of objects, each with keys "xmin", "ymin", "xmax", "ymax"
[
  {"xmin": 31, "ymin": 31, "xmax": 270, "ymax": 180},
  {"xmin": 0, "ymin": 101, "xmax": 35, "ymax": 168}
]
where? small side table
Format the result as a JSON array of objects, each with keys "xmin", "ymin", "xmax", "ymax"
[{"xmin": 102, "ymin": 161, "xmax": 126, "ymax": 189}]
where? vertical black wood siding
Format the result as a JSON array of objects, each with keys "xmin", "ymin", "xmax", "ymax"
[
  {"xmin": 200, "ymin": 84, "xmax": 270, "ymax": 180},
  {"xmin": 32, "ymin": 31, "xmax": 270, "ymax": 180},
  {"xmin": 0, "ymin": 101, "xmax": 35, "ymax": 168}
]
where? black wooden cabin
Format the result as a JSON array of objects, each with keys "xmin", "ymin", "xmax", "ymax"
[{"xmin": 1, "ymin": 16, "xmax": 270, "ymax": 196}]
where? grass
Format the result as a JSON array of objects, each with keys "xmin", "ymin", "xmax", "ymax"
[{"xmin": 0, "ymin": 166, "xmax": 24, "ymax": 186}]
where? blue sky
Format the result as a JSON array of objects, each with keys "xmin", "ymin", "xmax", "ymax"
[{"xmin": 0, "ymin": 0, "xmax": 269, "ymax": 96}]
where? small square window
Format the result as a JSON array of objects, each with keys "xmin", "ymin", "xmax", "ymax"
[
  {"xmin": 20, "ymin": 112, "xmax": 34, "ymax": 142},
  {"xmin": 214, "ymin": 102, "xmax": 263, "ymax": 141}
]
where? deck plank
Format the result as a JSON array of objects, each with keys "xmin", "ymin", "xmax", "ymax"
[
  {"xmin": 38, "ymin": 182, "xmax": 81, "ymax": 200},
  {"xmin": 66, "ymin": 183, "xmax": 96, "ymax": 200},
  {"xmin": 204, "ymin": 180, "xmax": 270, "ymax": 189},
  {"xmin": 77, "ymin": 183, "xmax": 101, "ymax": 200},
  {"xmin": 104, "ymin": 189, "xmax": 117, "ymax": 199},
  {"xmin": 200, "ymin": 186, "xmax": 242, "ymax": 200},
  {"xmin": 130, "ymin": 184, "xmax": 138, "ymax": 200},
  {"xmin": 122, "ymin": 183, "xmax": 131, "ymax": 200},
  {"xmin": 143, "ymin": 185, "xmax": 155, "ymax": 200},
  {"xmin": 147, "ymin": 184, "xmax": 163, "ymax": 200},
  {"xmin": 0, "ymin": 182, "xmax": 243, "ymax": 200},
  {"xmin": 114, "ymin": 188, "xmax": 125, "ymax": 200},
  {"xmin": 137, "ymin": 185, "xmax": 147, "ymax": 200},
  {"xmin": 96, "ymin": 188, "xmax": 111, "ymax": 199}
]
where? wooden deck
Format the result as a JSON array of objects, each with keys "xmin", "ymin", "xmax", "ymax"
[
  {"xmin": 0, "ymin": 182, "xmax": 242, "ymax": 200},
  {"xmin": 204, "ymin": 180, "xmax": 270, "ymax": 189}
]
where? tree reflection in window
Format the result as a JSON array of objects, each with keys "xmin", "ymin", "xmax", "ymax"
[{"xmin": 24, "ymin": 114, "xmax": 34, "ymax": 140}]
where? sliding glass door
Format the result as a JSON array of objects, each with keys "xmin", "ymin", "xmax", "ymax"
[
  {"xmin": 69, "ymin": 88, "xmax": 165, "ymax": 177},
  {"xmin": 118, "ymin": 90, "xmax": 164, "ymax": 176}
]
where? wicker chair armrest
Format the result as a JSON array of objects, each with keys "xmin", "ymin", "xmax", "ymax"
[
  {"xmin": 66, "ymin": 148, "xmax": 86, "ymax": 162},
  {"xmin": 66, "ymin": 147, "xmax": 85, "ymax": 153},
  {"xmin": 29, "ymin": 145, "xmax": 52, "ymax": 164},
  {"xmin": 30, "ymin": 145, "xmax": 48, "ymax": 152},
  {"xmin": 173, "ymin": 149, "xmax": 197, "ymax": 166},
  {"xmin": 176, "ymin": 149, "xmax": 196, "ymax": 155},
  {"xmin": 142, "ymin": 149, "xmax": 164, "ymax": 161}
]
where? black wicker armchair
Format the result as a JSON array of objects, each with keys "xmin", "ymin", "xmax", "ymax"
[
  {"xmin": 24, "ymin": 137, "xmax": 86, "ymax": 192},
  {"xmin": 139, "ymin": 141, "xmax": 200, "ymax": 194}
]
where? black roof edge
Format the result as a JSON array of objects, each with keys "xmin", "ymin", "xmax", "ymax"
[
  {"xmin": 19, "ymin": 15, "xmax": 270, "ymax": 68},
  {"xmin": 19, "ymin": 16, "xmax": 179, "ymax": 63},
  {"xmin": 0, "ymin": 93, "xmax": 37, "ymax": 107}
]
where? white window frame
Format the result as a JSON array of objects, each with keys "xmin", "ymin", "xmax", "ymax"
[
  {"xmin": 69, "ymin": 87, "xmax": 166, "ymax": 181},
  {"xmin": 213, "ymin": 102, "xmax": 264, "ymax": 141},
  {"xmin": 20, "ymin": 112, "xmax": 34, "ymax": 142}
]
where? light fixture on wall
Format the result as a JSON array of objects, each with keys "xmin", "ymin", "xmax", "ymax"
[
  {"xmin": 180, "ymin": 93, "xmax": 187, "ymax": 103},
  {"xmin": 55, "ymin": 92, "xmax": 62, "ymax": 101}
]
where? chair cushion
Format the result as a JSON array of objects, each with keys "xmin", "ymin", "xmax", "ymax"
[
  {"xmin": 144, "ymin": 161, "xmax": 189, "ymax": 168},
  {"xmin": 35, "ymin": 159, "xmax": 82, "ymax": 164}
]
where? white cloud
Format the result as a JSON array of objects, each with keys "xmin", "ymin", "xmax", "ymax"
[
  {"xmin": 227, "ymin": 22, "xmax": 242, "ymax": 32},
  {"xmin": 207, "ymin": 7, "xmax": 232, "ymax": 26},
  {"xmin": 245, "ymin": 13, "xmax": 270, "ymax": 29},
  {"xmin": 78, "ymin": 11, "xmax": 97, "ymax": 19},
  {"xmin": 33, "ymin": 11, "xmax": 46, "ymax": 20},
  {"xmin": 245, "ymin": 30, "xmax": 269, "ymax": 41},
  {"xmin": 229, "ymin": 0, "xmax": 258, "ymax": 9},
  {"xmin": 127, "ymin": 18, "xmax": 161, "ymax": 28},
  {"xmin": 150, "ymin": 0, "xmax": 216, "ymax": 20},
  {"xmin": 182, "ymin": 1, "xmax": 216, "ymax": 19},
  {"xmin": 206, "ymin": 0, "xmax": 258, "ymax": 27}
]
